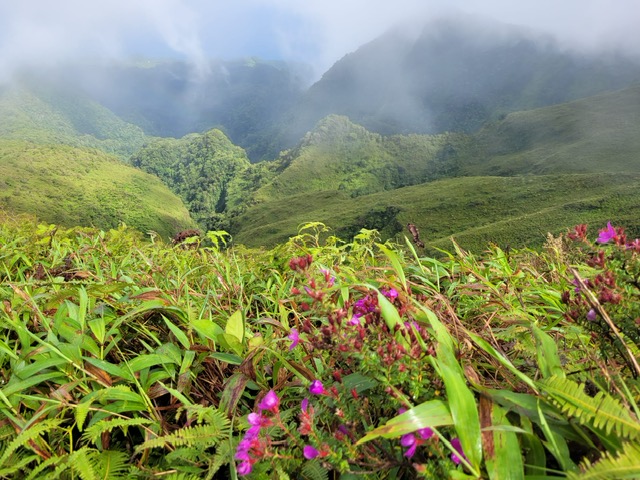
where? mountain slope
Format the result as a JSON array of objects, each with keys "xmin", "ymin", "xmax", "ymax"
[
  {"xmin": 0, "ymin": 140, "xmax": 195, "ymax": 237},
  {"xmin": 230, "ymin": 85, "xmax": 640, "ymax": 249},
  {"xmin": 131, "ymin": 129, "xmax": 268, "ymax": 232},
  {"xmin": 275, "ymin": 16, "xmax": 640, "ymax": 150},
  {"xmin": 254, "ymin": 115, "xmax": 466, "ymax": 201},
  {"xmin": 0, "ymin": 81, "xmax": 148, "ymax": 159},
  {"xmin": 461, "ymin": 85, "xmax": 640, "ymax": 175}
]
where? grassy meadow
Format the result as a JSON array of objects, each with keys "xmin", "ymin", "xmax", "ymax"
[{"xmin": 1, "ymin": 214, "xmax": 639, "ymax": 478}]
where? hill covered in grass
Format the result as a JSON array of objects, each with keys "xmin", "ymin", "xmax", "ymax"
[
  {"xmin": 229, "ymin": 84, "xmax": 640, "ymax": 249},
  {"xmin": 0, "ymin": 139, "xmax": 195, "ymax": 237},
  {"xmin": 0, "ymin": 80, "xmax": 148, "ymax": 159}
]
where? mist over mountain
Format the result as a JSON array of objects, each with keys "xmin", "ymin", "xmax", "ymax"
[
  {"xmin": 273, "ymin": 16, "xmax": 640, "ymax": 151},
  {"xmin": 18, "ymin": 58, "xmax": 313, "ymax": 161}
]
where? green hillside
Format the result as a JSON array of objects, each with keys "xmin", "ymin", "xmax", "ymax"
[
  {"xmin": 131, "ymin": 129, "xmax": 275, "ymax": 232},
  {"xmin": 0, "ymin": 82, "xmax": 148, "ymax": 159},
  {"xmin": 230, "ymin": 85, "xmax": 640, "ymax": 250},
  {"xmin": 0, "ymin": 140, "xmax": 196, "ymax": 237},
  {"xmin": 255, "ymin": 115, "xmax": 465, "ymax": 201},
  {"xmin": 463, "ymin": 85, "xmax": 640, "ymax": 175},
  {"xmin": 232, "ymin": 173, "xmax": 640, "ymax": 250}
]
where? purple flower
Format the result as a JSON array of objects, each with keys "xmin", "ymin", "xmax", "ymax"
[
  {"xmin": 301, "ymin": 398, "xmax": 309, "ymax": 412},
  {"xmin": 450, "ymin": 437, "xmax": 468, "ymax": 465},
  {"xmin": 246, "ymin": 412, "xmax": 271, "ymax": 436},
  {"xmin": 400, "ymin": 433, "xmax": 418, "ymax": 457},
  {"xmin": 257, "ymin": 390, "xmax": 280, "ymax": 412},
  {"xmin": 309, "ymin": 380, "xmax": 325, "ymax": 395},
  {"xmin": 587, "ymin": 309, "xmax": 597, "ymax": 321},
  {"xmin": 417, "ymin": 427, "xmax": 434, "ymax": 440},
  {"xmin": 237, "ymin": 461, "xmax": 252, "ymax": 476},
  {"xmin": 383, "ymin": 288, "xmax": 399, "ymax": 301},
  {"xmin": 288, "ymin": 328, "xmax": 300, "ymax": 350},
  {"xmin": 597, "ymin": 222, "xmax": 617, "ymax": 244},
  {"xmin": 348, "ymin": 315, "xmax": 361, "ymax": 326},
  {"xmin": 303, "ymin": 445, "xmax": 320, "ymax": 460}
]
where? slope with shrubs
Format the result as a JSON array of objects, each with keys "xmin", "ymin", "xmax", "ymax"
[
  {"xmin": 1, "ymin": 215, "xmax": 639, "ymax": 479},
  {"xmin": 0, "ymin": 140, "xmax": 196, "ymax": 238},
  {"xmin": 131, "ymin": 129, "xmax": 278, "ymax": 232},
  {"xmin": 231, "ymin": 85, "xmax": 640, "ymax": 249},
  {"xmin": 254, "ymin": 115, "xmax": 466, "ymax": 201},
  {"xmin": 463, "ymin": 84, "xmax": 640, "ymax": 176},
  {"xmin": 0, "ymin": 81, "xmax": 148, "ymax": 159}
]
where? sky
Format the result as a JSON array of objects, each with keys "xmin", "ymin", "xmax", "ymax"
[{"xmin": 1, "ymin": 0, "xmax": 639, "ymax": 81}]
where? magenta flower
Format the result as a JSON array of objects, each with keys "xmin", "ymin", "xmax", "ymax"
[
  {"xmin": 417, "ymin": 427, "xmax": 434, "ymax": 440},
  {"xmin": 237, "ymin": 461, "xmax": 252, "ymax": 475},
  {"xmin": 303, "ymin": 445, "xmax": 320, "ymax": 459},
  {"xmin": 383, "ymin": 287, "xmax": 399, "ymax": 301},
  {"xmin": 247, "ymin": 412, "xmax": 272, "ymax": 436},
  {"xmin": 309, "ymin": 380, "xmax": 325, "ymax": 395},
  {"xmin": 288, "ymin": 328, "xmax": 300, "ymax": 350},
  {"xmin": 301, "ymin": 398, "xmax": 309, "ymax": 412},
  {"xmin": 450, "ymin": 437, "xmax": 468, "ymax": 465},
  {"xmin": 597, "ymin": 222, "xmax": 617, "ymax": 244},
  {"xmin": 257, "ymin": 390, "xmax": 280, "ymax": 412},
  {"xmin": 347, "ymin": 315, "xmax": 361, "ymax": 326},
  {"xmin": 401, "ymin": 433, "xmax": 418, "ymax": 458}
]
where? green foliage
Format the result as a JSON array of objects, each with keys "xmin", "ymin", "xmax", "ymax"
[
  {"xmin": 131, "ymin": 129, "xmax": 260, "ymax": 232},
  {"xmin": 0, "ymin": 82, "xmax": 148, "ymax": 160},
  {"xmin": 2, "ymin": 212, "xmax": 640, "ymax": 478},
  {"xmin": 0, "ymin": 140, "xmax": 196, "ymax": 238}
]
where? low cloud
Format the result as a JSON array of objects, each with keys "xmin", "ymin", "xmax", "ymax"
[{"xmin": 1, "ymin": 0, "xmax": 638, "ymax": 82}]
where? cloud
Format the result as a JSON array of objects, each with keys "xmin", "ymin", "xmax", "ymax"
[
  {"xmin": 0, "ymin": 0, "xmax": 205, "ymax": 80},
  {"xmin": 0, "ymin": 0, "xmax": 638, "ymax": 82}
]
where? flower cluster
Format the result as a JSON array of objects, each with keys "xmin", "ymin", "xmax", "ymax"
[
  {"xmin": 400, "ymin": 427, "xmax": 434, "ymax": 458},
  {"xmin": 235, "ymin": 390, "xmax": 280, "ymax": 476}
]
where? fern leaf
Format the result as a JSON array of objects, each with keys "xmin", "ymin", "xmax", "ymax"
[
  {"xmin": 540, "ymin": 376, "xmax": 640, "ymax": 440},
  {"xmin": 203, "ymin": 442, "xmax": 232, "ymax": 480},
  {"xmin": 82, "ymin": 417, "xmax": 153, "ymax": 445},
  {"xmin": 68, "ymin": 448, "xmax": 98, "ymax": 480},
  {"xmin": 0, "ymin": 453, "xmax": 39, "ymax": 477},
  {"xmin": 24, "ymin": 454, "xmax": 66, "ymax": 480},
  {"xmin": 92, "ymin": 450, "xmax": 129, "ymax": 480},
  {"xmin": 567, "ymin": 442, "xmax": 640, "ymax": 480},
  {"xmin": 136, "ymin": 424, "xmax": 229, "ymax": 452},
  {"xmin": 75, "ymin": 400, "xmax": 93, "ymax": 432},
  {"xmin": 0, "ymin": 418, "xmax": 60, "ymax": 467},
  {"xmin": 301, "ymin": 460, "xmax": 329, "ymax": 480}
]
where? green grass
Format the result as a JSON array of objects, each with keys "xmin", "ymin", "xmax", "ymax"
[
  {"xmin": 232, "ymin": 173, "xmax": 640, "ymax": 251},
  {"xmin": 0, "ymin": 83, "xmax": 148, "ymax": 159},
  {"xmin": 232, "ymin": 85, "xmax": 640, "ymax": 250},
  {"xmin": 463, "ymin": 85, "xmax": 640, "ymax": 176},
  {"xmin": 0, "ymin": 139, "xmax": 196, "ymax": 238}
]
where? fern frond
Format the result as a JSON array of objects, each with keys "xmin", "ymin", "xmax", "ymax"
[
  {"xmin": 567, "ymin": 442, "xmax": 640, "ymax": 480},
  {"xmin": 540, "ymin": 376, "xmax": 640, "ymax": 440},
  {"xmin": 91, "ymin": 450, "xmax": 129, "ymax": 479},
  {"xmin": 68, "ymin": 448, "xmax": 97, "ymax": 480},
  {"xmin": 24, "ymin": 454, "xmax": 66, "ymax": 480},
  {"xmin": 0, "ymin": 418, "xmax": 60, "ymax": 467},
  {"xmin": 82, "ymin": 417, "xmax": 153, "ymax": 445},
  {"xmin": 165, "ymin": 446, "xmax": 205, "ymax": 463},
  {"xmin": 203, "ymin": 441, "xmax": 232, "ymax": 480},
  {"xmin": 0, "ymin": 453, "xmax": 39, "ymax": 477},
  {"xmin": 301, "ymin": 460, "xmax": 329, "ymax": 480},
  {"xmin": 136, "ymin": 423, "xmax": 229, "ymax": 452},
  {"xmin": 75, "ymin": 400, "xmax": 93, "ymax": 432}
]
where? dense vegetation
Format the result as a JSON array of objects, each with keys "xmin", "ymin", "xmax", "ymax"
[
  {"xmin": 0, "ymin": 140, "xmax": 195, "ymax": 238},
  {"xmin": 1, "ymin": 214, "xmax": 639, "ymax": 479},
  {"xmin": 130, "ymin": 129, "xmax": 277, "ymax": 232},
  {"xmin": 0, "ymin": 81, "xmax": 148, "ymax": 160}
]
